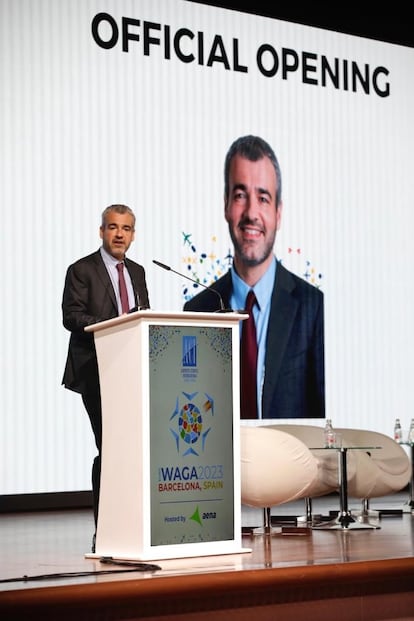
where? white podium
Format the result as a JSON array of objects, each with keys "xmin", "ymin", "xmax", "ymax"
[{"xmin": 84, "ymin": 310, "xmax": 250, "ymax": 561}]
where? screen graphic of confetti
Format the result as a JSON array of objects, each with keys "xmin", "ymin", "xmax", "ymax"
[{"xmin": 181, "ymin": 233, "xmax": 323, "ymax": 302}]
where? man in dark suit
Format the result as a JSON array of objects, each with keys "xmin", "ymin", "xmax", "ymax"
[
  {"xmin": 62, "ymin": 204, "xmax": 150, "ymax": 542},
  {"xmin": 184, "ymin": 135, "xmax": 324, "ymax": 420}
]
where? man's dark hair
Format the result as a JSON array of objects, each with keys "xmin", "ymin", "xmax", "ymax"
[
  {"xmin": 101, "ymin": 204, "xmax": 136, "ymax": 230},
  {"xmin": 224, "ymin": 135, "xmax": 282, "ymax": 207}
]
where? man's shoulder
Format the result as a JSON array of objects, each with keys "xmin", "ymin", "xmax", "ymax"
[
  {"xmin": 68, "ymin": 250, "xmax": 101, "ymax": 269},
  {"xmin": 125, "ymin": 257, "xmax": 145, "ymax": 278},
  {"xmin": 125, "ymin": 256, "xmax": 143, "ymax": 268},
  {"xmin": 183, "ymin": 272, "xmax": 231, "ymax": 311},
  {"xmin": 278, "ymin": 261, "xmax": 323, "ymax": 299},
  {"xmin": 184, "ymin": 288, "xmax": 213, "ymax": 310}
]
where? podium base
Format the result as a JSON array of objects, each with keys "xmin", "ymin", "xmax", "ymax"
[{"xmin": 85, "ymin": 545, "xmax": 251, "ymax": 562}]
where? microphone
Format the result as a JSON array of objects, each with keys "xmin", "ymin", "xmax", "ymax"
[
  {"xmin": 128, "ymin": 302, "xmax": 149, "ymax": 314},
  {"xmin": 152, "ymin": 259, "xmax": 232, "ymax": 312},
  {"xmin": 128, "ymin": 274, "xmax": 150, "ymax": 313},
  {"xmin": 128, "ymin": 290, "xmax": 150, "ymax": 313}
]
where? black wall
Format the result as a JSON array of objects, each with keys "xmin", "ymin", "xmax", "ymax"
[{"xmin": 187, "ymin": 1, "xmax": 414, "ymax": 48}]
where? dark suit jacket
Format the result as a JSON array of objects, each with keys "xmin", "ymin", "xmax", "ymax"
[
  {"xmin": 183, "ymin": 262, "xmax": 324, "ymax": 419},
  {"xmin": 62, "ymin": 250, "xmax": 150, "ymax": 395}
]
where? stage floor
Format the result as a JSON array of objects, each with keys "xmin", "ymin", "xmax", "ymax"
[{"xmin": 1, "ymin": 492, "xmax": 413, "ymax": 592}]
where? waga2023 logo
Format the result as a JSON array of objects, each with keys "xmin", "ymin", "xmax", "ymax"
[{"xmin": 169, "ymin": 335, "xmax": 215, "ymax": 457}]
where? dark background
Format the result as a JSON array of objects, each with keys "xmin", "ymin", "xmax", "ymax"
[{"xmin": 187, "ymin": 1, "xmax": 414, "ymax": 49}]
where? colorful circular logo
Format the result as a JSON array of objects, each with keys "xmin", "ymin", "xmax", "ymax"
[{"xmin": 179, "ymin": 403, "xmax": 202, "ymax": 444}]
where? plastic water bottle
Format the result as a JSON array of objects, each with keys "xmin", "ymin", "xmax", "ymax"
[
  {"xmin": 408, "ymin": 418, "xmax": 414, "ymax": 443},
  {"xmin": 394, "ymin": 418, "xmax": 403, "ymax": 443},
  {"xmin": 324, "ymin": 418, "xmax": 335, "ymax": 448}
]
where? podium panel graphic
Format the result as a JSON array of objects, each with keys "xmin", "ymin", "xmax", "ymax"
[{"xmin": 85, "ymin": 311, "xmax": 249, "ymax": 560}]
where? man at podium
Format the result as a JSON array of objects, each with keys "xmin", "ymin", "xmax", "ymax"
[
  {"xmin": 61, "ymin": 204, "xmax": 150, "ymax": 548},
  {"xmin": 184, "ymin": 135, "xmax": 325, "ymax": 420}
]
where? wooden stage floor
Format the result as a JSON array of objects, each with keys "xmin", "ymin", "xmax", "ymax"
[{"xmin": 1, "ymin": 493, "xmax": 414, "ymax": 620}]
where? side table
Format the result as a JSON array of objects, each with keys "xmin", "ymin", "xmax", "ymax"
[{"xmin": 311, "ymin": 446, "xmax": 382, "ymax": 530}]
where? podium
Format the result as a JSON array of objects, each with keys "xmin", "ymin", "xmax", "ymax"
[{"xmin": 84, "ymin": 310, "xmax": 250, "ymax": 561}]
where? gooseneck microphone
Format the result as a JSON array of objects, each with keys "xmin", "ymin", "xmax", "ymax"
[
  {"xmin": 152, "ymin": 259, "xmax": 231, "ymax": 312},
  {"xmin": 128, "ymin": 273, "xmax": 150, "ymax": 313}
]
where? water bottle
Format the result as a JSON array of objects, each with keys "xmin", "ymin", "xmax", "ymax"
[
  {"xmin": 408, "ymin": 418, "xmax": 414, "ymax": 443},
  {"xmin": 324, "ymin": 418, "xmax": 335, "ymax": 448},
  {"xmin": 394, "ymin": 418, "xmax": 403, "ymax": 443}
]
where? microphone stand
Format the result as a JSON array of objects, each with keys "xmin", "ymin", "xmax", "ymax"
[{"xmin": 152, "ymin": 259, "xmax": 233, "ymax": 313}]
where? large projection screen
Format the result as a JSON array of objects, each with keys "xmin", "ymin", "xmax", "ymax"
[{"xmin": 1, "ymin": 0, "xmax": 414, "ymax": 495}]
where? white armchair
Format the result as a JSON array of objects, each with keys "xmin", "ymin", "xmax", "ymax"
[
  {"xmin": 240, "ymin": 425, "xmax": 321, "ymax": 533},
  {"xmin": 335, "ymin": 427, "xmax": 411, "ymax": 500}
]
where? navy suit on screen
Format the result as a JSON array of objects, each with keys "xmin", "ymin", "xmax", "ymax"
[{"xmin": 183, "ymin": 262, "xmax": 325, "ymax": 419}]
